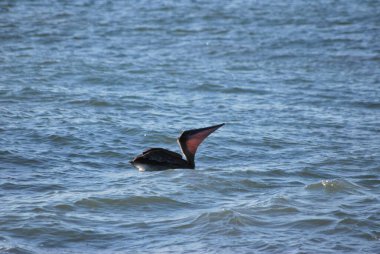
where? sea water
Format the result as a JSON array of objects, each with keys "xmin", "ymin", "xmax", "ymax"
[{"xmin": 1, "ymin": 1, "xmax": 379, "ymax": 253}]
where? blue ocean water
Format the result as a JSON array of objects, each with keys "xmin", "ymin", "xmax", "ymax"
[{"xmin": 1, "ymin": 1, "xmax": 380, "ymax": 253}]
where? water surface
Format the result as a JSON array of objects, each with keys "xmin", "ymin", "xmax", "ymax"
[{"xmin": 1, "ymin": 1, "xmax": 380, "ymax": 253}]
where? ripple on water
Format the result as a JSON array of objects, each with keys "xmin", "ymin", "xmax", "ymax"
[
  {"xmin": 284, "ymin": 217, "xmax": 336, "ymax": 230},
  {"xmin": 0, "ymin": 150, "xmax": 43, "ymax": 166},
  {"xmin": 0, "ymin": 182, "xmax": 65, "ymax": 192},
  {"xmin": 0, "ymin": 245, "xmax": 35, "ymax": 254},
  {"xmin": 45, "ymin": 133, "xmax": 84, "ymax": 146},
  {"xmin": 68, "ymin": 98, "xmax": 114, "ymax": 107},
  {"xmin": 53, "ymin": 204, "xmax": 75, "ymax": 212},
  {"xmin": 88, "ymin": 150, "xmax": 124, "ymax": 158},
  {"xmin": 305, "ymin": 179, "xmax": 363, "ymax": 194},
  {"xmin": 182, "ymin": 173, "xmax": 276, "ymax": 196},
  {"xmin": 190, "ymin": 83, "xmax": 269, "ymax": 95},
  {"xmin": 74, "ymin": 195, "xmax": 192, "ymax": 210},
  {"xmin": 351, "ymin": 101, "xmax": 380, "ymax": 110},
  {"xmin": 174, "ymin": 208, "xmax": 268, "ymax": 233},
  {"xmin": 255, "ymin": 204, "xmax": 300, "ymax": 216}
]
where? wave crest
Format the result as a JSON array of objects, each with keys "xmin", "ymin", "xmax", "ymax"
[{"xmin": 305, "ymin": 179, "xmax": 362, "ymax": 193}]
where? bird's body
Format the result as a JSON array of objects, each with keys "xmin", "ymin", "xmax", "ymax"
[
  {"xmin": 130, "ymin": 123, "xmax": 224, "ymax": 171},
  {"xmin": 131, "ymin": 148, "xmax": 191, "ymax": 171}
]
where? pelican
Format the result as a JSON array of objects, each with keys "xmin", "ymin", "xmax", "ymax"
[{"xmin": 130, "ymin": 123, "xmax": 224, "ymax": 171}]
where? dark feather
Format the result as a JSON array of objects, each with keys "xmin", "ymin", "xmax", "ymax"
[
  {"xmin": 131, "ymin": 124, "xmax": 224, "ymax": 171},
  {"xmin": 132, "ymin": 148, "xmax": 189, "ymax": 169}
]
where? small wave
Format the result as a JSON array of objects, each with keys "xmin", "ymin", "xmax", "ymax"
[
  {"xmin": 0, "ymin": 183, "xmax": 32, "ymax": 190},
  {"xmin": 133, "ymin": 26, "xmax": 162, "ymax": 32},
  {"xmin": 118, "ymin": 221, "xmax": 150, "ymax": 229},
  {"xmin": 28, "ymin": 131, "xmax": 85, "ymax": 146},
  {"xmin": 88, "ymin": 151, "xmax": 124, "ymax": 158},
  {"xmin": 239, "ymin": 179, "xmax": 274, "ymax": 189},
  {"xmin": 184, "ymin": 170, "xmax": 294, "ymax": 196},
  {"xmin": 299, "ymin": 167, "xmax": 329, "ymax": 179},
  {"xmin": 191, "ymin": 83, "xmax": 224, "ymax": 92},
  {"xmin": 224, "ymin": 168, "xmax": 292, "ymax": 180},
  {"xmin": 0, "ymin": 246, "xmax": 35, "ymax": 254},
  {"xmin": 68, "ymin": 98, "xmax": 113, "ymax": 107},
  {"xmin": 338, "ymin": 218, "xmax": 361, "ymax": 226},
  {"xmin": 75, "ymin": 196, "xmax": 190, "ymax": 209},
  {"xmin": 284, "ymin": 218, "xmax": 335, "ymax": 229},
  {"xmin": 191, "ymin": 83, "xmax": 268, "ymax": 95},
  {"xmin": 351, "ymin": 101, "xmax": 380, "ymax": 109},
  {"xmin": 6, "ymin": 225, "xmax": 123, "ymax": 249},
  {"xmin": 356, "ymin": 179, "xmax": 380, "ymax": 188},
  {"xmin": 53, "ymin": 204, "xmax": 75, "ymax": 211},
  {"xmin": 45, "ymin": 133, "xmax": 83, "ymax": 145},
  {"xmin": 0, "ymin": 149, "xmax": 13, "ymax": 156},
  {"xmin": 7, "ymin": 87, "xmax": 60, "ymax": 102},
  {"xmin": 175, "ymin": 209, "xmax": 267, "ymax": 231},
  {"xmin": 262, "ymin": 136, "xmax": 298, "ymax": 149},
  {"xmin": 18, "ymin": 87, "xmax": 43, "ymax": 96},
  {"xmin": 171, "ymin": 28, "xmax": 202, "ymax": 35},
  {"xmin": 120, "ymin": 127, "xmax": 140, "ymax": 135},
  {"xmin": 0, "ymin": 182, "xmax": 65, "ymax": 192},
  {"xmin": 262, "ymin": 206, "xmax": 299, "ymax": 214},
  {"xmin": 222, "ymin": 87, "xmax": 269, "ymax": 95},
  {"xmin": 305, "ymin": 179, "xmax": 362, "ymax": 193},
  {"xmin": 0, "ymin": 150, "xmax": 42, "ymax": 166}
]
